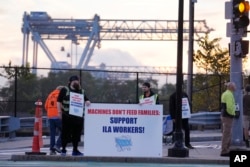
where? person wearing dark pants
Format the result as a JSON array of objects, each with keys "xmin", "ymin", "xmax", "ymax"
[
  {"xmin": 57, "ymin": 75, "xmax": 91, "ymax": 156},
  {"xmin": 169, "ymin": 91, "xmax": 194, "ymax": 149}
]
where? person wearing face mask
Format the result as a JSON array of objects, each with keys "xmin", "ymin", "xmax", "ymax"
[{"xmin": 57, "ymin": 75, "xmax": 91, "ymax": 156}]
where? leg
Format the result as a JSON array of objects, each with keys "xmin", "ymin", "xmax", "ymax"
[
  {"xmin": 243, "ymin": 115, "xmax": 250, "ymax": 147},
  {"xmin": 61, "ymin": 114, "xmax": 69, "ymax": 153},
  {"xmin": 49, "ymin": 119, "xmax": 56, "ymax": 151},
  {"xmin": 71, "ymin": 117, "xmax": 83, "ymax": 156},
  {"xmin": 55, "ymin": 119, "xmax": 62, "ymax": 148},
  {"xmin": 221, "ymin": 116, "xmax": 233, "ymax": 155},
  {"xmin": 182, "ymin": 119, "xmax": 193, "ymax": 148}
]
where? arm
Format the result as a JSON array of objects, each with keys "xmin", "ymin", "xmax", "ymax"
[
  {"xmin": 57, "ymin": 87, "xmax": 66, "ymax": 118},
  {"xmin": 57, "ymin": 102, "xmax": 63, "ymax": 119},
  {"xmin": 44, "ymin": 95, "xmax": 49, "ymax": 111},
  {"xmin": 84, "ymin": 94, "xmax": 91, "ymax": 106}
]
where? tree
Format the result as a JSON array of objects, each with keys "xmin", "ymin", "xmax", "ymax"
[
  {"xmin": 0, "ymin": 61, "xmax": 37, "ymax": 115},
  {"xmin": 194, "ymin": 33, "xmax": 230, "ymax": 75},
  {"xmin": 0, "ymin": 61, "xmax": 33, "ymax": 80},
  {"xmin": 192, "ymin": 33, "xmax": 229, "ymax": 112}
]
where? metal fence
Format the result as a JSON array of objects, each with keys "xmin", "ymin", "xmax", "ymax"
[{"xmin": 0, "ymin": 66, "xmax": 228, "ymax": 118}]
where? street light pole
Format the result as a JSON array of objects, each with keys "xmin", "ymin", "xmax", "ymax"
[{"xmin": 168, "ymin": 0, "xmax": 189, "ymax": 157}]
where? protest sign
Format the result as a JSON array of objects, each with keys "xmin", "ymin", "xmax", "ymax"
[{"xmin": 84, "ymin": 103, "xmax": 163, "ymax": 157}]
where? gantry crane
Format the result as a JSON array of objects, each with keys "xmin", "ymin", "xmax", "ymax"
[{"xmin": 22, "ymin": 11, "xmax": 212, "ymax": 73}]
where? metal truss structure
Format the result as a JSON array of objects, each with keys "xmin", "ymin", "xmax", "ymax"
[{"xmin": 22, "ymin": 11, "xmax": 212, "ymax": 73}]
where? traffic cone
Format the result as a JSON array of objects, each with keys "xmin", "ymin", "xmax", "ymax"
[{"xmin": 25, "ymin": 99, "xmax": 46, "ymax": 155}]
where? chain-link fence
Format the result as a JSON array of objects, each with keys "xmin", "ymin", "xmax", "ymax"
[{"xmin": 0, "ymin": 67, "xmax": 228, "ymax": 118}]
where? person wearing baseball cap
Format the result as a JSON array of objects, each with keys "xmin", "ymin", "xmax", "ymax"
[{"xmin": 57, "ymin": 75, "xmax": 91, "ymax": 156}]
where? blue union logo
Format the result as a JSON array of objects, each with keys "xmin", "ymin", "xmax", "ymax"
[
  {"xmin": 74, "ymin": 108, "xmax": 79, "ymax": 113},
  {"xmin": 115, "ymin": 136, "xmax": 132, "ymax": 152}
]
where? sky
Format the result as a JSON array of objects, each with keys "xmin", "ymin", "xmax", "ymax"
[{"xmin": 0, "ymin": 0, "xmax": 244, "ymax": 74}]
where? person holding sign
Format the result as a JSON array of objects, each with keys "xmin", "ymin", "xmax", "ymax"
[
  {"xmin": 169, "ymin": 90, "xmax": 194, "ymax": 149},
  {"xmin": 57, "ymin": 75, "xmax": 91, "ymax": 156},
  {"xmin": 139, "ymin": 82, "xmax": 159, "ymax": 105}
]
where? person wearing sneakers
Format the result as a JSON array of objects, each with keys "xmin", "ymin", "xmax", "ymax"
[
  {"xmin": 243, "ymin": 85, "xmax": 250, "ymax": 148},
  {"xmin": 57, "ymin": 75, "xmax": 91, "ymax": 156},
  {"xmin": 220, "ymin": 82, "xmax": 236, "ymax": 156},
  {"xmin": 45, "ymin": 86, "xmax": 63, "ymax": 155}
]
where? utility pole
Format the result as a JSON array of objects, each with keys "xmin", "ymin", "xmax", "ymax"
[
  {"xmin": 168, "ymin": 0, "xmax": 189, "ymax": 158},
  {"xmin": 225, "ymin": 0, "xmax": 249, "ymax": 147},
  {"xmin": 187, "ymin": 0, "xmax": 196, "ymax": 103}
]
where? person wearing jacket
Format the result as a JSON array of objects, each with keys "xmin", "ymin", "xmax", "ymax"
[
  {"xmin": 220, "ymin": 82, "xmax": 236, "ymax": 156},
  {"xmin": 169, "ymin": 90, "xmax": 194, "ymax": 149},
  {"xmin": 57, "ymin": 75, "xmax": 91, "ymax": 156},
  {"xmin": 45, "ymin": 86, "xmax": 63, "ymax": 155},
  {"xmin": 139, "ymin": 82, "xmax": 159, "ymax": 105}
]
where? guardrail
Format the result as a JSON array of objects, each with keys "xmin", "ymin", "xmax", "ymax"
[
  {"xmin": 189, "ymin": 111, "xmax": 221, "ymax": 130},
  {"xmin": 0, "ymin": 116, "xmax": 20, "ymax": 138},
  {"xmin": 19, "ymin": 116, "xmax": 49, "ymax": 128},
  {"xmin": 163, "ymin": 111, "xmax": 221, "ymax": 131}
]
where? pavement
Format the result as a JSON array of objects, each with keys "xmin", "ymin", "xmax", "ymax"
[{"xmin": 0, "ymin": 129, "xmax": 249, "ymax": 165}]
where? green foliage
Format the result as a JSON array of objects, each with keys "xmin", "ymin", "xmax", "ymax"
[
  {"xmin": 0, "ymin": 61, "xmax": 34, "ymax": 80},
  {"xmin": 193, "ymin": 33, "xmax": 230, "ymax": 75},
  {"xmin": 192, "ymin": 33, "xmax": 230, "ymax": 112},
  {"xmin": 192, "ymin": 74, "xmax": 228, "ymax": 112},
  {"xmin": 0, "ymin": 68, "xmax": 165, "ymax": 116}
]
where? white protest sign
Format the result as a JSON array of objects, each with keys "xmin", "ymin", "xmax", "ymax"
[
  {"xmin": 69, "ymin": 92, "xmax": 84, "ymax": 117},
  {"xmin": 84, "ymin": 103, "xmax": 163, "ymax": 157},
  {"xmin": 182, "ymin": 97, "xmax": 191, "ymax": 118},
  {"xmin": 139, "ymin": 95, "xmax": 156, "ymax": 105}
]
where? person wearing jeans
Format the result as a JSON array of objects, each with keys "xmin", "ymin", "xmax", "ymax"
[
  {"xmin": 48, "ymin": 118, "xmax": 62, "ymax": 154},
  {"xmin": 45, "ymin": 86, "xmax": 63, "ymax": 155}
]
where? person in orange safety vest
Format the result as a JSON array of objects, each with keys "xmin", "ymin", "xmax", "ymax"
[{"xmin": 45, "ymin": 86, "xmax": 63, "ymax": 155}]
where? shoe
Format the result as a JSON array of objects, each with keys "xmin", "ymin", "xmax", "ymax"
[
  {"xmin": 53, "ymin": 146, "xmax": 61, "ymax": 153},
  {"xmin": 72, "ymin": 150, "xmax": 83, "ymax": 156},
  {"xmin": 50, "ymin": 150, "xmax": 56, "ymax": 155},
  {"xmin": 220, "ymin": 153, "xmax": 230, "ymax": 157},
  {"xmin": 185, "ymin": 144, "xmax": 195, "ymax": 149},
  {"xmin": 61, "ymin": 150, "xmax": 67, "ymax": 156}
]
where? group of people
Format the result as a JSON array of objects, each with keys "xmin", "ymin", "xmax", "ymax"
[
  {"xmin": 45, "ymin": 76, "xmax": 250, "ymax": 157},
  {"xmin": 45, "ymin": 75, "xmax": 90, "ymax": 156},
  {"xmin": 45, "ymin": 79, "xmax": 194, "ymax": 156},
  {"xmin": 139, "ymin": 82, "xmax": 194, "ymax": 149}
]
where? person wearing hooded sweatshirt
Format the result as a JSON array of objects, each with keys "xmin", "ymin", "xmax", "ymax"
[
  {"xmin": 45, "ymin": 86, "xmax": 63, "ymax": 155},
  {"xmin": 57, "ymin": 75, "xmax": 91, "ymax": 156}
]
